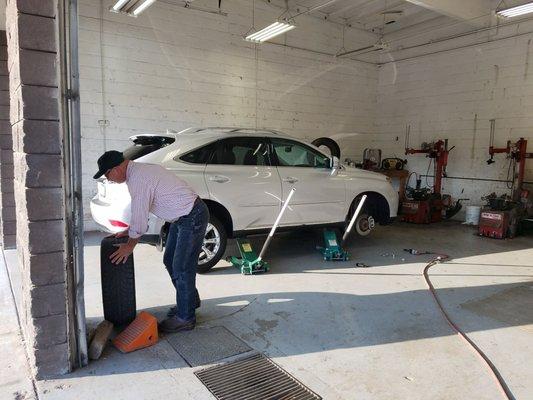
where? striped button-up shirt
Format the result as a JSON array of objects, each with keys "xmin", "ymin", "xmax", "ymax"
[{"xmin": 126, "ymin": 161, "xmax": 198, "ymax": 239}]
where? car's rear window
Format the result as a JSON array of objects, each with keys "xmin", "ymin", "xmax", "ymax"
[
  {"xmin": 123, "ymin": 136, "xmax": 175, "ymax": 160},
  {"xmin": 179, "ymin": 141, "xmax": 218, "ymax": 164}
]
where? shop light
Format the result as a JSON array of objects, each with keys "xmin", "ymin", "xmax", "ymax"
[
  {"xmin": 132, "ymin": 0, "xmax": 157, "ymax": 16},
  {"xmin": 497, "ymin": 2, "xmax": 533, "ymax": 18},
  {"xmin": 112, "ymin": 0, "xmax": 129, "ymax": 11},
  {"xmin": 110, "ymin": 0, "xmax": 157, "ymax": 16},
  {"xmin": 245, "ymin": 21, "xmax": 295, "ymax": 43}
]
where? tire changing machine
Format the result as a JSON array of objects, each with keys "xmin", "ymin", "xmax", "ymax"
[{"xmin": 480, "ymin": 133, "xmax": 533, "ymax": 239}]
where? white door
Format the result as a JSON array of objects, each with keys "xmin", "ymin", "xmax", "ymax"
[
  {"xmin": 205, "ymin": 137, "xmax": 282, "ymax": 231},
  {"xmin": 271, "ymin": 138, "xmax": 346, "ymax": 225}
]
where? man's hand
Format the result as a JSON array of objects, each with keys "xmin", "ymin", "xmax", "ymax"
[{"xmin": 110, "ymin": 237, "xmax": 139, "ymax": 265}]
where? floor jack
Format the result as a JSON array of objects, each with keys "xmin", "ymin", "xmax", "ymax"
[
  {"xmin": 229, "ymin": 188, "xmax": 296, "ymax": 274},
  {"xmin": 317, "ymin": 195, "xmax": 367, "ymax": 261},
  {"xmin": 480, "ymin": 126, "xmax": 533, "ymax": 238}
]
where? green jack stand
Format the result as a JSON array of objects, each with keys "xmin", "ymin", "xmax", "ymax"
[
  {"xmin": 229, "ymin": 238, "xmax": 269, "ymax": 275},
  {"xmin": 317, "ymin": 194, "xmax": 368, "ymax": 262},
  {"xmin": 317, "ymin": 230, "xmax": 349, "ymax": 261},
  {"xmin": 229, "ymin": 187, "xmax": 296, "ymax": 275}
]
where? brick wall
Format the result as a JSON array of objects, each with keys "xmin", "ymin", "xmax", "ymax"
[
  {"xmin": 0, "ymin": 31, "xmax": 15, "ymax": 248},
  {"xmin": 6, "ymin": 0, "xmax": 71, "ymax": 378}
]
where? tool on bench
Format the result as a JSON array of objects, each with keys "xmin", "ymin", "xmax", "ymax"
[{"xmin": 382, "ymin": 157, "xmax": 407, "ymax": 171}]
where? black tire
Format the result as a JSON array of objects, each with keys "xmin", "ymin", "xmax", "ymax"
[
  {"xmin": 100, "ymin": 236, "xmax": 136, "ymax": 326},
  {"xmin": 196, "ymin": 215, "xmax": 227, "ymax": 273},
  {"xmin": 311, "ymin": 137, "xmax": 341, "ymax": 158}
]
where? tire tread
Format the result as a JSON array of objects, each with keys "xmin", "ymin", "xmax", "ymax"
[{"xmin": 100, "ymin": 236, "xmax": 136, "ymax": 325}]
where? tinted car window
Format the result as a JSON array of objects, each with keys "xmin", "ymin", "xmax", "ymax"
[
  {"xmin": 210, "ymin": 137, "xmax": 270, "ymax": 166},
  {"xmin": 123, "ymin": 136, "xmax": 174, "ymax": 160},
  {"xmin": 272, "ymin": 139, "xmax": 329, "ymax": 168},
  {"xmin": 179, "ymin": 142, "xmax": 217, "ymax": 164}
]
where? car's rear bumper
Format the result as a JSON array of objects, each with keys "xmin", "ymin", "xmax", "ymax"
[
  {"xmin": 90, "ymin": 196, "xmax": 129, "ymax": 234},
  {"xmin": 90, "ymin": 195, "xmax": 163, "ymax": 236}
]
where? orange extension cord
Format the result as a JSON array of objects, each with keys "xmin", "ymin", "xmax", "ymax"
[{"xmin": 423, "ymin": 256, "xmax": 515, "ymax": 400}]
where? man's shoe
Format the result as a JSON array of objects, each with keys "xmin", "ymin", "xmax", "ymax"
[
  {"xmin": 167, "ymin": 306, "xmax": 178, "ymax": 317},
  {"xmin": 166, "ymin": 297, "xmax": 201, "ymax": 317},
  {"xmin": 159, "ymin": 316, "xmax": 196, "ymax": 333}
]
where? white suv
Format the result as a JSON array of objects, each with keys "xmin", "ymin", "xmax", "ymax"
[{"xmin": 91, "ymin": 127, "xmax": 398, "ymax": 272}]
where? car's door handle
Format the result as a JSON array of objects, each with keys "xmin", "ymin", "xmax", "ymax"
[
  {"xmin": 282, "ymin": 177, "xmax": 298, "ymax": 184},
  {"xmin": 209, "ymin": 175, "xmax": 230, "ymax": 183}
]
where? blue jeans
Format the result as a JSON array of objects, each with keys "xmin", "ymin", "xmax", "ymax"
[{"xmin": 163, "ymin": 199, "xmax": 209, "ymax": 321}]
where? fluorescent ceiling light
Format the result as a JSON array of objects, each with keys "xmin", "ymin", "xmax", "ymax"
[
  {"xmin": 497, "ymin": 2, "xmax": 533, "ymax": 18},
  {"xmin": 112, "ymin": 0, "xmax": 130, "ymax": 11},
  {"xmin": 132, "ymin": 0, "xmax": 157, "ymax": 15},
  {"xmin": 245, "ymin": 21, "xmax": 296, "ymax": 43},
  {"xmin": 110, "ymin": 0, "xmax": 157, "ymax": 16}
]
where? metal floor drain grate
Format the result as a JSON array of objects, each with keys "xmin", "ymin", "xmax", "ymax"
[
  {"xmin": 166, "ymin": 326, "xmax": 251, "ymax": 367},
  {"xmin": 195, "ymin": 353, "xmax": 321, "ymax": 400}
]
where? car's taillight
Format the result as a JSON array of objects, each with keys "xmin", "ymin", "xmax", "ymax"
[{"xmin": 109, "ymin": 220, "xmax": 129, "ymax": 228}]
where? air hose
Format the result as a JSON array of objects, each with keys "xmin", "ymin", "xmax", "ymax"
[{"xmin": 423, "ymin": 257, "xmax": 515, "ymax": 400}]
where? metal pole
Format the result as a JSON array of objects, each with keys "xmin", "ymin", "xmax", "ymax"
[
  {"xmin": 404, "ymin": 125, "xmax": 410, "ymax": 151},
  {"xmin": 257, "ymin": 188, "xmax": 296, "ymax": 261},
  {"xmin": 434, "ymin": 141, "xmax": 444, "ymax": 195},
  {"xmin": 290, "ymin": 0, "xmax": 340, "ymax": 19},
  {"xmin": 515, "ymin": 138, "xmax": 528, "ymax": 201},
  {"xmin": 336, "ymin": 44, "xmax": 375, "ymax": 57},
  {"xmin": 342, "ymin": 195, "xmax": 367, "ymax": 244},
  {"xmin": 64, "ymin": 0, "xmax": 88, "ymax": 367}
]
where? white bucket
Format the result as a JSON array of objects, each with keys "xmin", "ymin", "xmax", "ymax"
[{"xmin": 464, "ymin": 205, "xmax": 481, "ymax": 225}]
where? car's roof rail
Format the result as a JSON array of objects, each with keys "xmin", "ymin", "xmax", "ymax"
[
  {"xmin": 185, "ymin": 127, "xmax": 285, "ymax": 135},
  {"xmin": 129, "ymin": 133, "xmax": 176, "ymax": 140}
]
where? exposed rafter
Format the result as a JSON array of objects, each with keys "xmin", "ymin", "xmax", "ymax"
[
  {"xmin": 258, "ymin": 0, "xmax": 377, "ymax": 36},
  {"xmin": 404, "ymin": 0, "xmax": 491, "ymax": 27}
]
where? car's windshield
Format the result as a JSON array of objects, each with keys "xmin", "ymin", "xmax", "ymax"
[{"xmin": 272, "ymin": 139, "xmax": 329, "ymax": 168}]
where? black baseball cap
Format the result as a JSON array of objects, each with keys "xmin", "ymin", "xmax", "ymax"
[{"xmin": 93, "ymin": 150, "xmax": 125, "ymax": 179}]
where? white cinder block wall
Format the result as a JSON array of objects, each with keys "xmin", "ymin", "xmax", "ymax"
[
  {"xmin": 79, "ymin": 0, "xmax": 378, "ymax": 229},
  {"xmin": 370, "ymin": 21, "xmax": 533, "ymax": 212},
  {"xmin": 79, "ymin": 0, "xmax": 533, "ymax": 229}
]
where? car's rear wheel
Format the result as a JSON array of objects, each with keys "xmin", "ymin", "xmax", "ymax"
[{"xmin": 197, "ymin": 215, "xmax": 227, "ymax": 273}]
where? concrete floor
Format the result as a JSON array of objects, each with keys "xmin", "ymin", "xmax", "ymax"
[
  {"xmin": 2, "ymin": 222, "xmax": 533, "ymax": 400},
  {"xmin": 0, "ymin": 251, "xmax": 36, "ymax": 400}
]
